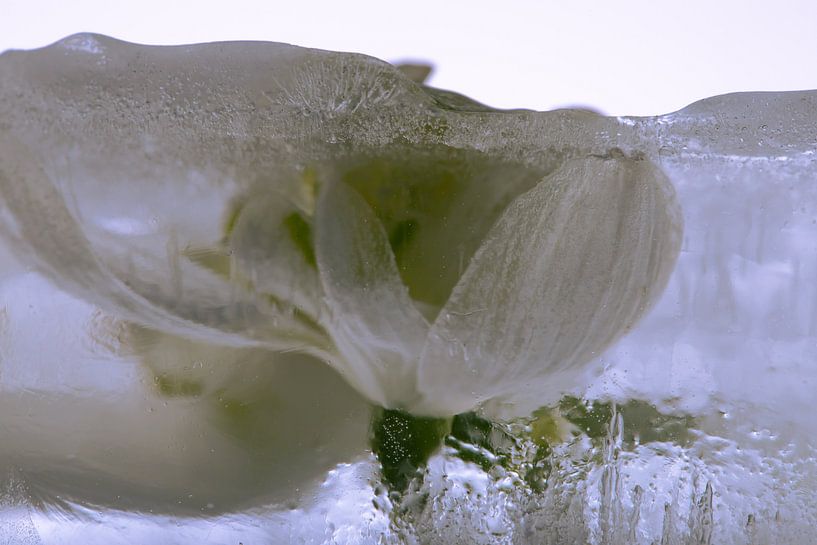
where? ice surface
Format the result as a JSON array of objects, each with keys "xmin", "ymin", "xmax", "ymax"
[{"xmin": 0, "ymin": 33, "xmax": 816, "ymax": 543}]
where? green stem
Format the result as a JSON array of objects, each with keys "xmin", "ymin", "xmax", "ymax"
[{"xmin": 370, "ymin": 408, "xmax": 451, "ymax": 493}]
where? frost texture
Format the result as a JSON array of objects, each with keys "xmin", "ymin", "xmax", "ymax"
[
  {"xmin": 0, "ymin": 34, "xmax": 816, "ymax": 543},
  {"xmin": 0, "ymin": 472, "xmax": 41, "ymax": 545}
]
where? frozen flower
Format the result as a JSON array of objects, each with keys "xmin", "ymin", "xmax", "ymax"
[{"xmin": 0, "ymin": 34, "xmax": 681, "ymax": 418}]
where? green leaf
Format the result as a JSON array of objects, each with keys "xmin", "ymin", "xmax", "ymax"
[
  {"xmin": 446, "ymin": 412, "xmax": 516, "ymax": 471},
  {"xmin": 559, "ymin": 396, "xmax": 614, "ymax": 439}
]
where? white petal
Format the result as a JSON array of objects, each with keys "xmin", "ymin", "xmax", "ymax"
[
  {"xmin": 0, "ymin": 134, "xmax": 329, "ymax": 352},
  {"xmin": 414, "ymin": 155, "xmax": 682, "ymax": 416},
  {"xmin": 228, "ymin": 188, "xmax": 323, "ymax": 320},
  {"xmin": 0, "ymin": 301, "xmax": 370, "ymax": 513},
  {"xmin": 342, "ymin": 146, "xmax": 542, "ymax": 318},
  {"xmin": 315, "ymin": 181, "xmax": 429, "ymax": 408}
]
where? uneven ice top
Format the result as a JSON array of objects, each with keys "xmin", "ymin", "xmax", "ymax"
[{"xmin": 1, "ymin": 34, "xmax": 817, "ymax": 544}]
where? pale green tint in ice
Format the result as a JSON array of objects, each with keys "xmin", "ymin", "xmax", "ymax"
[
  {"xmin": 0, "ymin": 34, "xmax": 816, "ymax": 543},
  {"xmin": 0, "ymin": 34, "xmax": 681, "ymax": 417}
]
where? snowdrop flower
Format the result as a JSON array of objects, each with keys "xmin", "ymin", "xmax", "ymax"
[{"xmin": 0, "ymin": 34, "xmax": 682, "ymax": 418}]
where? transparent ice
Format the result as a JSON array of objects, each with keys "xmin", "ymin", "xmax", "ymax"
[{"xmin": 0, "ymin": 34, "xmax": 816, "ymax": 544}]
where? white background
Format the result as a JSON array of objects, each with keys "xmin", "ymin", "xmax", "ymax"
[{"xmin": 3, "ymin": 0, "xmax": 817, "ymax": 115}]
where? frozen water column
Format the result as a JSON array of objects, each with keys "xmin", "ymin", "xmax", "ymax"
[{"xmin": 594, "ymin": 91, "xmax": 817, "ymax": 435}]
